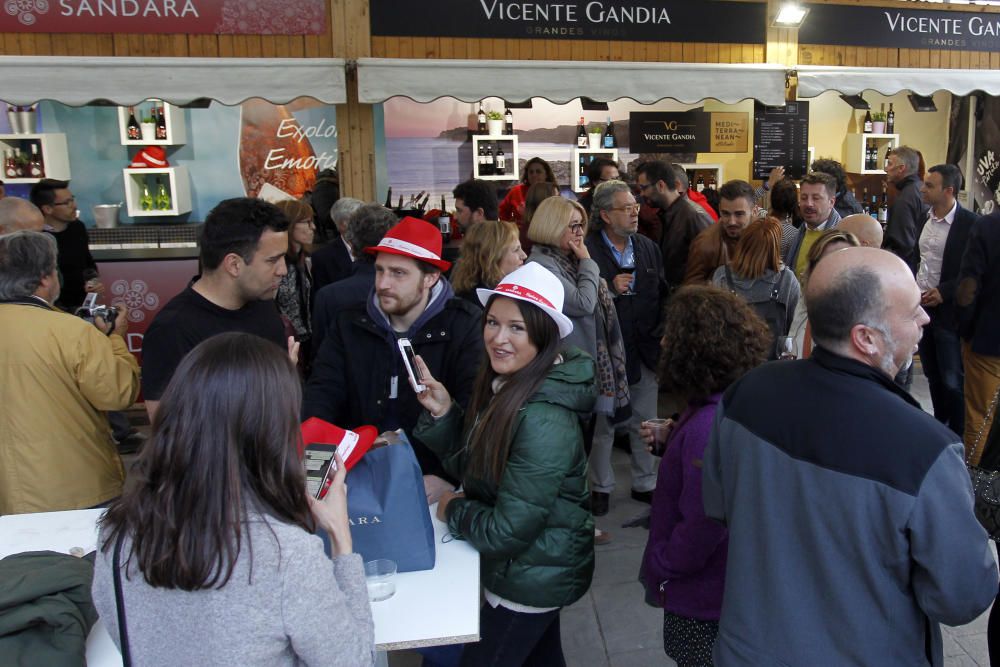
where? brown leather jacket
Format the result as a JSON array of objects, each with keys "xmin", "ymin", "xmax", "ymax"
[{"xmin": 683, "ymin": 223, "xmax": 738, "ymax": 285}]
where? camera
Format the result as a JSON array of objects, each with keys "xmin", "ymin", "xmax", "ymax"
[{"xmin": 74, "ymin": 293, "xmax": 120, "ymax": 334}]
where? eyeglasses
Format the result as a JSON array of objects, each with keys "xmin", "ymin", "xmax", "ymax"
[
  {"xmin": 637, "ymin": 182, "xmax": 655, "ymax": 192},
  {"xmin": 568, "ymin": 223, "xmax": 585, "ymax": 233},
  {"xmin": 609, "ymin": 203, "xmax": 641, "ymax": 214},
  {"xmin": 52, "ymin": 197, "xmax": 76, "ymax": 207}
]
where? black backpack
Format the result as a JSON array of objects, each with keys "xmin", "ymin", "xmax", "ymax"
[{"xmin": 722, "ymin": 265, "xmax": 791, "ymax": 359}]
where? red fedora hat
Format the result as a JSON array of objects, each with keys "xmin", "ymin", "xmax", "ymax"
[{"xmin": 364, "ymin": 216, "xmax": 451, "ymax": 272}]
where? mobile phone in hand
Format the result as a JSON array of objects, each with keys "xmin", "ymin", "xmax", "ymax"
[
  {"xmin": 303, "ymin": 443, "xmax": 338, "ymax": 499},
  {"xmin": 397, "ymin": 337, "xmax": 426, "ymax": 392}
]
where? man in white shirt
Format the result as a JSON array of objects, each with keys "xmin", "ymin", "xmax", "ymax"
[{"xmin": 917, "ymin": 164, "xmax": 979, "ymax": 434}]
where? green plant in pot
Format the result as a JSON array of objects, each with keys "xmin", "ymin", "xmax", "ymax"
[
  {"xmin": 872, "ymin": 111, "xmax": 886, "ymax": 122},
  {"xmin": 485, "ymin": 110, "xmax": 505, "ymax": 135},
  {"xmin": 486, "ymin": 111, "xmax": 503, "ymax": 121}
]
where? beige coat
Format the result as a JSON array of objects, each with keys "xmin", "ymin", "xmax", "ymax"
[{"xmin": 0, "ymin": 300, "xmax": 139, "ymax": 514}]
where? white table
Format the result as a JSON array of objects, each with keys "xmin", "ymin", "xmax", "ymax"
[{"xmin": 0, "ymin": 505, "xmax": 480, "ymax": 665}]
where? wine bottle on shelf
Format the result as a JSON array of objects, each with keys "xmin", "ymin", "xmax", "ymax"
[
  {"xmin": 140, "ymin": 179, "xmax": 154, "ymax": 211},
  {"xmin": 13, "ymin": 148, "xmax": 24, "ymax": 177},
  {"xmin": 397, "ymin": 195, "xmax": 404, "ymax": 209},
  {"xmin": 28, "ymin": 142, "xmax": 44, "ymax": 178},
  {"xmin": 126, "ymin": 106, "xmax": 141, "ymax": 140},
  {"xmin": 418, "ymin": 193, "xmax": 430, "ymax": 211},
  {"xmin": 438, "ymin": 195, "xmax": 451, "ymax": 243},
  {"xmin": 886, "ymin": 103, "xmax": 895, "ymax": 134},
  {"xmin": 155, "ymin": 105, "xmax": 167, "ymax": 141},
  {"xmin": 477, "ymin": 144, "xmax": 486, "ymax": 176},
  {"xmin": 4, "ymin": 150, "xmax": 17, "ymax": 179},
  {"xmin": 863, "ymin": 109, "xmax": 873, "ymax": 133},
  {"xmin": 862, "ymin": 187, "xmax": 870, "ymax": 215},
  {"xmin": 878, "ymin": 194, "xmax": 888, "ymax": 226},
  {"xmin": 707, "ymin": 174, "xmax": 717, "ymax": 190},
  {"xmin": 504, "ymin": 105, "xmax": 513, "ymax": 135},
  {"xmin": 384, "ymin": 186, "xmax": 393, "ymax": 208},
  {"xmin": 477, "ymin": 104, "xmax": 487, "ymax": 134},
  {"xmin": 864, "ymin": 142, "xmax": 873, "ymax": 170},
  {"xmin": 871, "ymin": 195, "xmax": 879, "ymax": 220},
  {"xmin": 603, "ymin": 116, "xmax": 616, "ymax": 149},
  {"xmin": 576, "ymin": 116, "xmax": 587, "ymax": 149},
  {"xmin": 154, "ymin": 176, "xmax": 171, "ymax": 210},
  {"xmin": 696, "ymin": 174, "xmax": 705, "ymax": 193},
  {"xmin": 485, "ymin": 144, "xmax": 495, "ymax": 176},
  {"xmin": 496, "ymin": 145, "xmax": 506, "ymax": 175}
]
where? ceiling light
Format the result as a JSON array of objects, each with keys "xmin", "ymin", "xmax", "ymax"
[{"xmin": 773, "ymin": 3, "xmax": 809, "ymax": 27}]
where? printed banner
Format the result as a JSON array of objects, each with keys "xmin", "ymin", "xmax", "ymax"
[
  {"xmin": 370, "ymin": 0, "xmax": 766, "ymax": 44},
  {"xmin": 800, "ymin": 3, "xmax": 1000, "ymax": 53},
  {"xmin": 0, "ymin": 0, "xmax": 326, "ymax": 34},
  {"xmin": 629, "ymin": 111, "xmax": 749, "ymax": 154}
]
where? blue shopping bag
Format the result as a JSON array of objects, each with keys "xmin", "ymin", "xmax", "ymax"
[{"xmin": 346, "ymin": 442, "xmax": 436, "ymax": 572}]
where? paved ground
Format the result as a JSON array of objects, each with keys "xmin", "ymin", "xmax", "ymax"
[{"xmin": 389, "ymin": 362, "xmax": 997, "ymax": 666}]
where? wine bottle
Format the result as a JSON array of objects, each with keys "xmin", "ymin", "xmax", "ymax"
[
  {"xmin": 438, "ymin": 195, "xmax": 451, "ymax": 242},
  {"xmin": 13, "ymin": 148, "xmax": 24, "ymax": 177},
  {"xmin": 577, "ymin": 116, "xmax": 587, "ymax": 149},
  {"xmin": 126, "ymin": 106, "xmax": 141, "ymax": 141},
  {"xmin": 485, "ymin": 144, "xmax": 495, "ymax": 176},
  {"xmin": 496, "ymin": 145, "xmax": 506, "ymax": 175},
  {"xmin": 504, "ymin": 105, "xmax": 513, "ymax": 135},
  {"xmin": 477, "ymin": 144, "xmax": 487, "ymax": 176},
  {"xmin": 863, "ymin": 109, "xmax": 873, "ymax": 133},
  {"xmin": 886, "ymin": 103, "xmax": 895, "ymax": 134},
  {"xmin": 696, "ymin": 174, "xmax": 705, "ymax": 193},
  {"xmin": 603, "ymin": 116, "xmax": 615, "ymax": 149},
  {"xmin": 397, "ymin": 195, "xmax": 403, "ymax": 209},
  {"xmin": 29, "ymin": 142, "xmax": 44, "ymax": 178},
  {"xmin": 878, "ymin": 194, "xmax": 888, "ymax": 225},
  {"xmin": 384, "ymin": 186, "xmax": 393, "ymax": 208},
  {"xmin": 140, "ymin": 180, "xmax": 154, "ymax": 211},
  {"xmin": 477, "ymin": 104, "xmax": 487, "ymax": 134},
  {"xmin": 4, "ymin": 150, "xmax": 16, "ymax": 179},
  {"xmin": 871, "ymin": 195, "xmax": 879, "ymax": 220},
  {"xmin": 862, "ymin": 187, "xmax": 870, "ymax": 215},
  {"xmin": 418, "ymin": 193, "xmax": 430, "ymax": 211},
  {"xmin": 155, "ymin": 105, "xmax": 167, "ymax": 141},
  {"xmin": 707, "ymin": 174, "xmax": 717, "ymax": 190},
  {"xmin": 154, "ymin": 176, "xmax": 171, "ymax": 210}
]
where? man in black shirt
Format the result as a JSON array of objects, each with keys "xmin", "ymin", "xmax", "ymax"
[
  {"xmin": 141, "ymin": 198, "xmax": 290, "ymax": 419},
  {"xmin": 31, "ymin": 179, "xmax": 100, "ymax": 312}
]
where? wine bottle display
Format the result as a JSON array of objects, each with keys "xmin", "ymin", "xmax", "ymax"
[
  {"xmin": 576, "ymin": 117, "xmax": 587, "ymax": 148},
  {"xmin": 504, "ymin": 106, "xmax": 513, "ymax": 135},
  {"xmin": 140, "ymin": 180, "xmax": 154, "ymax": 211},
  {"xmin": 126, "ymin": 106, "xmax": 141, "ymax": 140},
  {"xmin": 29, "ymin": 143, "xmax": 44, "ymax": 178},
  {"xmin": 155, "ymin": 105, "xmax": 167, "ymax": 141},
  {"xmin": 886, "ymin": 103, "xmax": 895, "ymax": 134},
  {"xmin": 863, "ymin": 109, "xmax": 873, "ymax": 133},
  {"xmin": 603, "ymin": 116, "xmax": 615, "ymax": 149},
  {"xmin": 496, "ymin": 145, "xmax": 506, "ymax": 175},
  {"xmin": 384, "ymin": 186, "xmax": 393, "ymax": 208},
  {"xmin": 154, "ymin": 176, "xmax": 171, "ymax": 210},
  {"xmin": 477, "ymin": 104, "xmax": 486, "ymax": 134}
]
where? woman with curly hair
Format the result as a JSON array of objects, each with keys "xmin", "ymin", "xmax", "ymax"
[
  {"xmin": 640, "ymin": 285, "xmax": 770, "ymax": 667},
  {"xmin": 711, "ymin": 216, "xmax": 801, "ymax": 359},
  {"xmin": 451, "ymin": 220, "xmax": 526, "ymax": 306}
]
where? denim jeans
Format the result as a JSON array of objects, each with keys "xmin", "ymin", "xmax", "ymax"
[{"xmin": 459, "ymin": 603, "xmax": 564, "ymax": 667}]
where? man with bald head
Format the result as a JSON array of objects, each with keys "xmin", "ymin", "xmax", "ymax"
[
  {"xmin": 703, "ymin": 247, "xmax": 997, "ymax": 666},
  {"xmin": 837, "ymin": 213, "xmax": 883, "ymax": 248},
  {"xmin": 0, "ymin": 197, "xmax": 44, "ymax": 234}
]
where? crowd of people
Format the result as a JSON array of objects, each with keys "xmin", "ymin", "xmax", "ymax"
[{"xmin": 1, "ymin": 147, "xmax": 1000, "ymax": 665}]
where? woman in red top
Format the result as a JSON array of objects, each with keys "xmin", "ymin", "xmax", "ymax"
[{"xmin": 499, "ymin": 157, "xmax": 557, "ymax": 225}]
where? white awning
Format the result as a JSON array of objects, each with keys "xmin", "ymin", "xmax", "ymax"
[
  {"xmin": 796, "ymin": 65, "xmax": 1000, "ymax": 98},
  {"xmin": 0, "ymin": 56, "xmax": 348, "ymax": 106},
  {"xmin": 356, "ymin": 58, "xmax": 788, "ymax": 106}
]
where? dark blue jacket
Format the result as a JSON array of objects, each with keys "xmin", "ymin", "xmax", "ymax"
[
  {"xmin": 958, "ymin": 211, "xmax": 1000, "ymax": 356},
  {"xmin": 311, "ymin": 263, "xmax": 375, "ymax": 360},
  {"xmin": 918, "ymin": 202, "xmax": 978, "ymax": 331},
  {"xmin": 310, "ymin": 239, "xmax": 353, "ymax": 292},
  {"xmin": 703, "ymin": 347, "xmax": 997, "ymax": 666},
  {"xmin": 584, "ymin": 230, "xmax": 666, "ymax": 380}
]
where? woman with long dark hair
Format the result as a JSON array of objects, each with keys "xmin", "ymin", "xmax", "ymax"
[
  {"xmin": 92, "ymin": 332, "xmax": 374, "ymax": 666},
  {"xmin": 498, "ymin": 156, "xmax": 557, "ymax": 225},
  {"xmin": 412, "ymin": 263, "xmax": 596, "ymax": 667},
  {"xmin": 640, "ymin": 285, "xmax": 770, "ymax": 667},
  {"xmin": 274, "ymin": 198, "xmax": 316, "ymax": 369}
]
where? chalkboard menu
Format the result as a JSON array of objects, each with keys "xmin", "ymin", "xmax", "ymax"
[{"xmin": 753, "ymin": 102, "xmax": 810, "ymax": 180}]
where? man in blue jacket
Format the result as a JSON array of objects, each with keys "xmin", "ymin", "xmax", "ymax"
[{"xmin": 704, "ymin": 246, "xmax": 997, "ymax": 667}]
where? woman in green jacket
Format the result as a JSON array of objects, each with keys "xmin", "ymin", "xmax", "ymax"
[{"xmin": 413, "ymin": 262, "xmax": 596, "ymax": 667}]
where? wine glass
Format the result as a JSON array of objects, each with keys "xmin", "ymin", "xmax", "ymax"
[{"xmin": 776, "ymin": 336, "xmax": 798, "ymax": 360}]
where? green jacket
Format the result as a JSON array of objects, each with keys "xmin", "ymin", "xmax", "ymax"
[{"xmin": 415, "ymin": 347, "xmax": 597, "ymax": 608}]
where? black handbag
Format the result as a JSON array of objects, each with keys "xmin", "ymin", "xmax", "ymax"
[{"xmin": 966, "ymin": 385, "xmax": 1000, "ymax": 543}]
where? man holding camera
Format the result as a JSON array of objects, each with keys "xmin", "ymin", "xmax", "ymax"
[{"xmin": 0, "ymin": 231, "xmax": 139, "ymax": 514}]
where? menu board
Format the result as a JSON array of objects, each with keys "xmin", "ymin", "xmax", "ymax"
[{"xmin": 753, "ymin": 102, "xmax": 810, "ymax": 180}]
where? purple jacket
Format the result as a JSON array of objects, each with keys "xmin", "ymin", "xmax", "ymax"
[{"xmin": 641, "ymin": 393, "xmax": 727, "ymax": 620}]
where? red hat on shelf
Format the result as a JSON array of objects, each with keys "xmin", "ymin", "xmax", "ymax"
[
  {"xmin": 364, "ymin": 216, "xmax": 451, "ymax": 272},
  {"xmin": 129, "ymin": 146, "xmax": 169, "ymax": 168}
]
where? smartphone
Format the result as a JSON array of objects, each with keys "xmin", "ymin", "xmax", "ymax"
[
  {"xmin": 397, "ymin": 337, "xmax": 426, "ymax": 392},
  {"xmin": 303, "ymin": 443, "xmax": 338, "ymax": 499}
]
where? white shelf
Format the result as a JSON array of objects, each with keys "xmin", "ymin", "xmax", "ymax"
[
  {"xmin": 678, "ymin": 163, "xmax": 723, "ymax": 192},
  {"xmin": 572, "ymin": 148, "xmax": 619, "ymax": 192},
  {"xmin": 472, "ymin": 135, "xmax": 518, "ymax": 181},
  {"xmin": 122, "ymin": 166, "xmax": 191, "ymax": 217},
  {"xmin": 117, "ymin": 100, "xmax": 186, "ymax": 146},
  {"xmin": 845, "ymin": 133, "xmax": 900, "ymax": 174},
  {"xmin": 0, "ymin": 133, "xmax": 70, "ymax": 182}
]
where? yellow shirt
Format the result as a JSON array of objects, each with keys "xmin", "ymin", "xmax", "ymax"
[{"xmin": 796, "ymin": 227, "xmax": 826, "ymax": 281}]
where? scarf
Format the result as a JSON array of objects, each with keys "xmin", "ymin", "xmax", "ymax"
[{"xmin": 536, "ymin": 245, "xmax": 631, "ymax": 422}]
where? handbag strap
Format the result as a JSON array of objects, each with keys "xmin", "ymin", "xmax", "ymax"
[
  {"xmin": 112, "ymin": 530, "xmax": 133, "ymax": 667},
  {"xmin": 967, "ymin": 383, "xmax": 1000, "ymax": 467}
]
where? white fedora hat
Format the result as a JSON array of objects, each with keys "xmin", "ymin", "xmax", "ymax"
[{"xmin": 477, "ymin": 262, "xmax": 574, "ymax": 339}]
